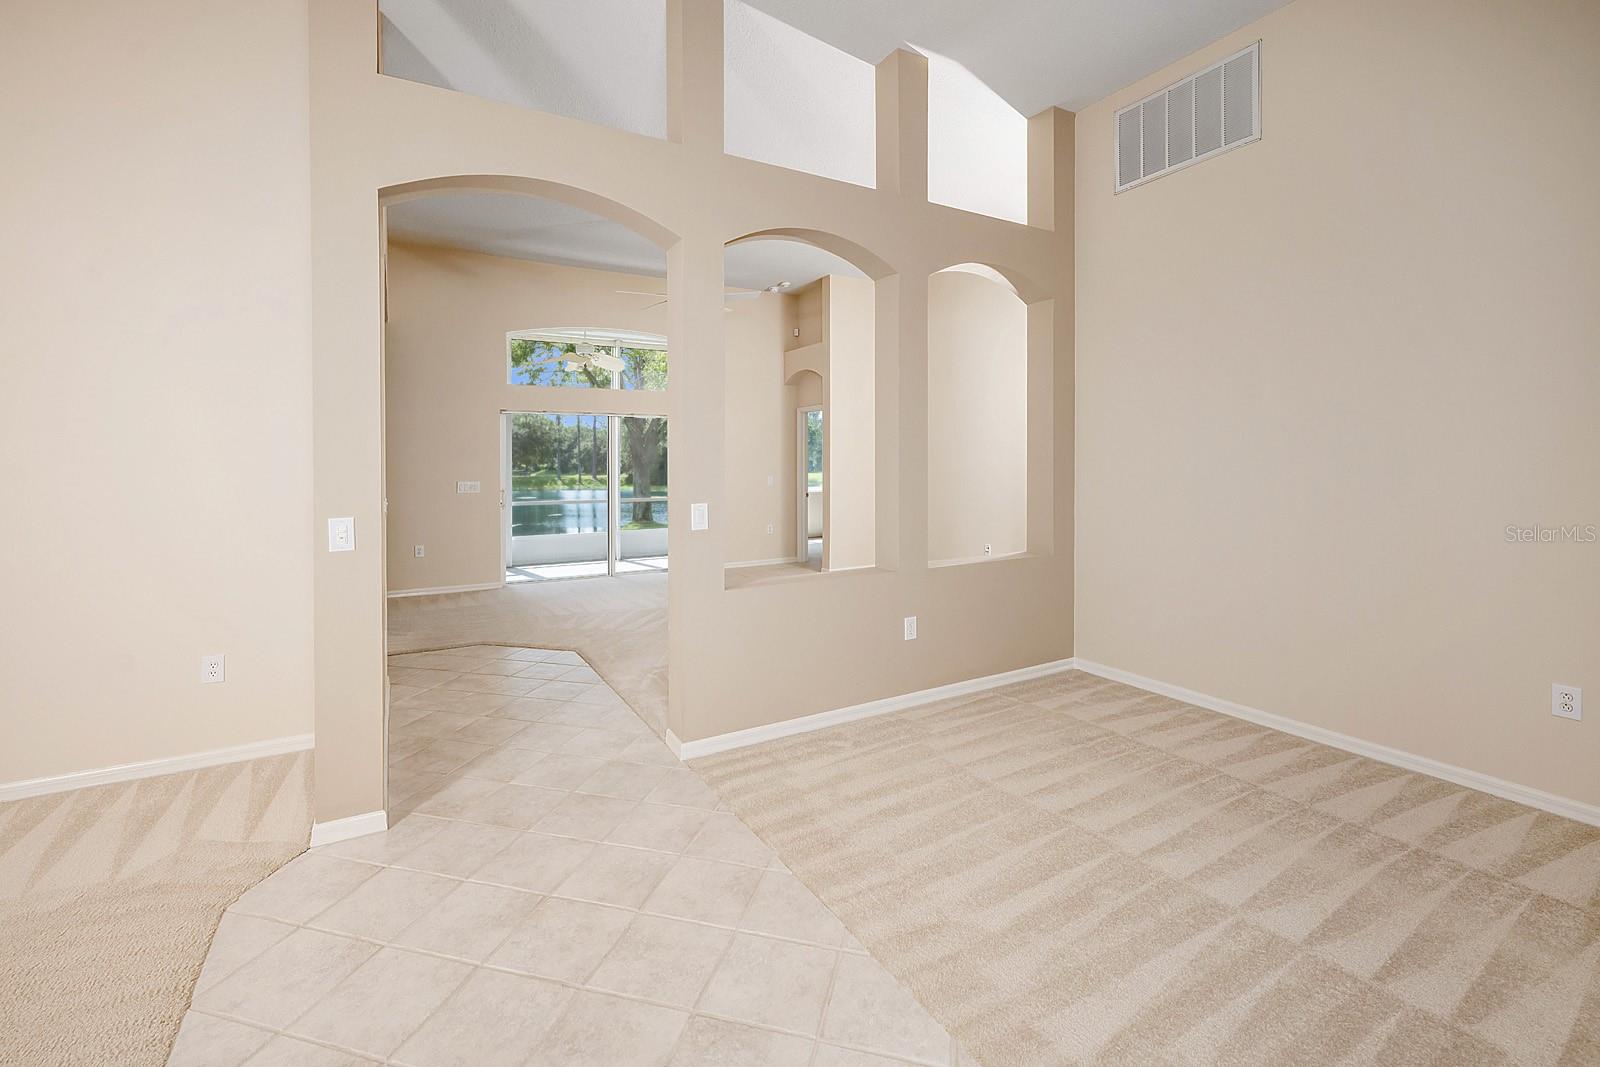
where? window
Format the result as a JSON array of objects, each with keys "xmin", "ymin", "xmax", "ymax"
[{"xmin": 508, "ymin": 329, "xmax": 668, "ymax": 391}]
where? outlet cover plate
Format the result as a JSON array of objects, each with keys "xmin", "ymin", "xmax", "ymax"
[
  {"xmin": 201, "ymin": 655, "xmax": 226, "ymax": 684},
  {"xmin": 1553, "ymin": 684, "xmax": 1582, "ymax": 721},
  {"xmin": 904, "ymin": 616, "xmax": 917, "ymax": 641}
]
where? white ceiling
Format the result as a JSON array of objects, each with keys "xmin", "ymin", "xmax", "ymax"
[
  {"xmin": 741, "ymin": 0, "xmax": 1291, "ymax": 114},
  {"xmin": 386, "ymin": 193, "xmax": 864, "ymax": 290}
]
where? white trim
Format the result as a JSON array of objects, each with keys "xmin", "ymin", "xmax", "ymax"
[
  {"xmin": 677, "ymin": 658, "xmax": 1078, "ymax": 760},
  {"xmin": 0, "ymin": 733, "xmax": 315, "ymax": 803},
  {"xmin": 1072, "ymin": 659, "xmax": 1600, "ymax": 829},
  {"xmin": 387, "ymin": 581, "xmax": 503, "ymax": 599},
  {"xmin": 664, "ymin": 730, "xmax": 684, "ymax": 759},
  {"xmin": 310, "ymin": 810, "xmax": 389, "ymax": 847}
]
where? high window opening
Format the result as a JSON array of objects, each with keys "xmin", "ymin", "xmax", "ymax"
[
  {"xmin": 378, "ymin": 0, "xmax": 667, "ymax": 138},
  {"xmin": 508, "ymin": 329, "xmax": 668, "ymax": 391},
  {"xmin": 927, "ymin": 51, "xmax": 1028, "ymax": 223}
]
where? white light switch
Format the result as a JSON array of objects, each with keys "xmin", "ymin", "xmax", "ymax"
[
  {"xmin": 691, "ymin": 503, "xmax": 709, "ymax": 531},
  {"xmin": 456, "ymin": 481, "xmax": 481, "ymax": 494},
  {"xmin": 328, "ymin": 517, "xmax": 355, "ymax": 552}
]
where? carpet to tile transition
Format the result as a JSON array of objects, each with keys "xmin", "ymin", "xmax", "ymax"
[
  {"xmin": 0, "ymin": 753, "xmax": 311, "ymax": 1066},
  {"xmin": 693, "ymin": 671, "xmax": 1600, "ymax": 1066}
]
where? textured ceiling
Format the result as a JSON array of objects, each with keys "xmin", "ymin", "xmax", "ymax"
[
  {"xmin": 741, "ymin": 0, "xmax": 1291, "ymax": 113},
  {"xmin": 386, "ymin": 194, "xmax": 864, "ymax": 290}
]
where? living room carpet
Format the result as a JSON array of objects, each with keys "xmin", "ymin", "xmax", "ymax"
[
  {"xmin": 692, "ymin": 670, "xmax": 1600, "ymax": 1066},
  {"xmin": 0, "ymin": 753, "xmax": 311, "ymax": 1066}
]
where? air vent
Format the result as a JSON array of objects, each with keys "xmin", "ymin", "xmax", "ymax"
[{"xmin": 1115, "ymin": 42, "xmax": 1259, "ymax": 193}]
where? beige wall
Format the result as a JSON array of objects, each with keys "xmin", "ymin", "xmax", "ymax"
[
  {"xmin": 822, "ymin": 275, "xmax": 877, "ymax": 570},
  {"xmin": 1, "ymin": 0, "xmax": 315, "ymax": 787},
  {"xmin": 384, "ymin": 243, "xmax": 674, "ymax": 592},
  {"xmin": 1075, "ymin": 0, "xmax": 1600, "ymax": 805},
  {"xmin": 311, "ymin": 0, "xmax": 1074, "ymax": 820},
  {"xmin": 928, "ymin": 270, "xmax": 1028, "ymax": 563},
  {"xmin": 722, "ymin": 288, "xmax": 796, "ymax": 564}
]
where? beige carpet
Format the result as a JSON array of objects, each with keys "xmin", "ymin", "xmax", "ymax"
[
  {"xmin": 0, "ymin": 753, "xmax": 311, "ymax": 1067},
  {"xmin": 387, "ymin": 575, "xmax": 667, "ymax": 737},
  {"xmin": 693, "ymin": 670, "xmax": 1600, "ymax": 1066}
]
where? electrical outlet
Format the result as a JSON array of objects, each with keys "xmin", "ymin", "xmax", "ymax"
[
  {"xmin": 1552, "ymin": 684, "xmax": 1582, "ymax": 721},
  {"xmin": 414, "ymin": 545, "xmax": 425, "ymax": 558},
  {"xmin": 765, "ymin": 523, "xmax": 774, "ymax": 535},
  {"xmin": 984, "ymin": 543, "xmax": 992, "ymax": 557},
  {"xmin": 903, "ymin": 616, "xmax": 917, "ymax": 641},
  {"xmin": 766, "ymin": 474, "xmax": 775, "ymax": 487},
  {"xmin": 201, "ymin": 655, "xmax": 226, "ymax": 684}
]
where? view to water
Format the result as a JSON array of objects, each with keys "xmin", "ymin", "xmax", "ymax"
[{"xmin": 511, "ymin": 487, "xmax": 666, "ymax": 536}]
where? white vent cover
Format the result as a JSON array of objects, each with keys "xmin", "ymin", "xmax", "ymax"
[{"xmin": 1115, "ymin": 42, "xmax": 1259, "ymax": 192}]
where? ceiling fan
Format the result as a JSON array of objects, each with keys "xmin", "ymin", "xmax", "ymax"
[
  {"xmin": 615, "ymin": 281, "xmax": 791, "ymax": 311},
  {"xmin": 563, "ymin": 339, "xmax": 624, "ymax": 374}
]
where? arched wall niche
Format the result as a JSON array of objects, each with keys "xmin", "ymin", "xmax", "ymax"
[{"xmin": 927, "ymin": 261, "xmax": 1034, "ymax": 565}]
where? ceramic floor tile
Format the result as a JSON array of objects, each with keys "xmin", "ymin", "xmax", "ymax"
[
  {"xmin": 539, "ymin": 990, "xmax": 688, "ymax": 1067},
  {"xmin": 317, "ymin": 812, "xmax": 448, "ymax": 865},
  {"xmin": 487, "ymin": 896, "xmax": 634, "ymax": 983},
  {"xmin": 555, "ymin": 843, "xmax": 675, "ymax": 908},
  {"xmin": 696, "ymin": 933, "xmax": 837, "ymax": 1035},
  {"xmin": 455, "ymin": 746, "xmax": 551, "ymax": 783},
  {"xmin": 471, "ymin": 831, "xmax": 595, "ymax": 893},
  {"xmin": 167, "ymin": 1011, "xmax": 272, "ymax": 1066},
  {"xmin": 821, "ymin": 954, "xmax": 950, "ymax": 1064},
  {"xmin": 455, "ymin": 782, "xmax": 566, "ymax": 830},
  {"xmin": 196, "ymin": 927, "xmax": 377, "ymax": 1030},
  {"xmin": 576, "ymin": 761, "xmax": 671, "ymax": 801},
  {"xmin": 244, "ymin": 1034, "xmax": 378, "ymax": 1065},
  {"xmin": 606, "ymin": 803, "xmax": 713, "ymax": 853},
  {"xmin": 643, "ymin": 855, "xmax": 763, "ymax": 926},
  {"xmin": 394, "ymin": 820, "xmax": 520, "ymax": 879},
  {"xmin": 391, "ymin": 967, "xmax": 573, "ymax": 1067},
  {"xmin": 533, "ymin": 792, "xmax": 639, "ymax": 840},
  {"xmin": 515, "ymin": 753, "xmax": 608, "ymax": 791},
  {"xmin": 196, "ymin": 913, "xmax": 297, "ymax": 994},
  {"xmin": 684, "ymin": 812, "xmax": 777, "ymax": 867},
  {"xmin": 645, "ymin": 768, "xmax": 723, "ymax": 811},
  {"xmin": 230, "ymin": 852, "xmax": 378, "ymax": 924},
  {"xmin": 560, "ymin": 728, "xmax": 642, "ymax": 760},
  {"xmin": 739, "ymin": 869, "xmax": 850, "ymax": 947},
  {"xmin": 390, "ymin": 880, "xmax": 540, "ymax": 961},
  {"xmin": 308, "ymin": 867, "xmax": 459, "ymax": 942},
  {"xmin": 286, "ymin": 946, "xmax": 472, "ymax": 1059},
  {"xmin": 586, "ymin": 913, "xmax": 733, "ymax": 1007},
  {"xmin": 666, "ymin": 1016, "xmax": 814, "ymax": 1067}
]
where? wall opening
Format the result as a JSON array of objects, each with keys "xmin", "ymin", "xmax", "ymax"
[
  {"xmin": 379, "ymin": 0, "xmax": 667, "ymax": 138},
  {"xmin": 927, "ymin": 264, "xmax": 1028, "ymax": 564},
  {"xmin": 720, "ymin": 234, "xmax": 877, "ymax": 585},
  {"xmin": 926, "ymin": 50, "xmax": 1028, "ymax": 223},
  {"xmin": 723, "ymin": 0, "xmax": 875, "ymax": 187}
]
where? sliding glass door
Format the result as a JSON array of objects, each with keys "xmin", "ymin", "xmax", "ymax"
[{"xmin": 504, "ymin": 412, "xmax": 667, "ymax": 581}]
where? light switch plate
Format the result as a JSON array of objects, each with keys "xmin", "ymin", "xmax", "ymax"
[
  {"xmin": 456, "ymin": 481, "xmax": 481, "ymax": 494},
  {"xmin": 328, "ymin": 517, "xmax": 355, "ymax": 552},
  {"xmin": 691, "ymin": 502, "xmax": 709, "ymax": 531}
]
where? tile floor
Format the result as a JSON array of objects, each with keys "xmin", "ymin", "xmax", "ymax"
[{"xmin": 172, "ymin": 644, "xmax": 964, "ymax": 1067}]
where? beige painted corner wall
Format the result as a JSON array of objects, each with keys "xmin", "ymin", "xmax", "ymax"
[
  {"xmin": 1075, "ymin": 0, "xmax": 1600, "ymax": 805},
  {"xmin": 384, "ymin": 242, "xmax": 682, "ymax": 591},
  {"xmin": 723, "ymin": 288, "xmax": 797, "ymax": 564},
  {"xmin": 0, "ymin": 0, "xmax": 314, "ymax": 786},
  {"xmin": 928, "ymin": 270, "xmax": 1028, "ymax": 563},
  {"xmin": 822, "ymin": 275, "xmax": 877, "ymax": 571}
]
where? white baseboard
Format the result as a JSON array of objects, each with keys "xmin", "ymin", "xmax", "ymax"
[
  {"xmin": 0, "ymin": 733, "xmax": 316, "ymax": 803},
  {"xmin": 310, "ymin": 809, "xmax": 389, "ymax": 847},
  {"xmin": 387, "ymin": 581, "xmax": 502, "ymax": 599},
  {"xmin": 1073, "ymin": 658, "xmax": 1600, "ymax": 829},
  {"xmin": 676, "ymin": 657, "xmax": 1079, "ymax": 761}
]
